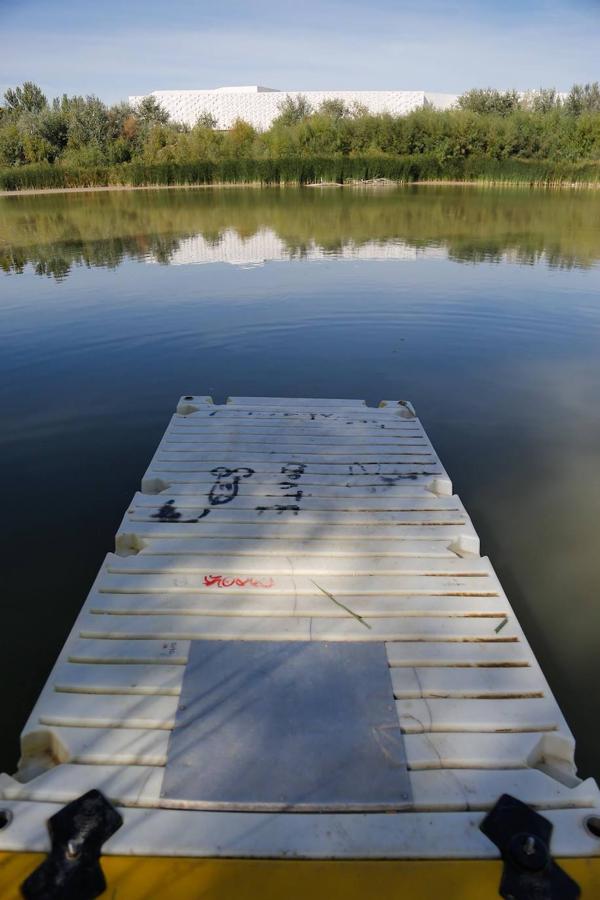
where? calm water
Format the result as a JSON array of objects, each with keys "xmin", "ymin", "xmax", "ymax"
[{"xmin": 1, "ymin": 185, "xmax": 600, "ymax": 781}]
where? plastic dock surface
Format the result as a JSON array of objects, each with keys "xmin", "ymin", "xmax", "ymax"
[{"xmin": 1, "ymin": 396, "xmax": 599, "ymax": 874}]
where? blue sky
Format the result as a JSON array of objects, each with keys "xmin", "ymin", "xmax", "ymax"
[{"xmin": 0, "ymin": 0, "xmax": 598, "ymax": 103}]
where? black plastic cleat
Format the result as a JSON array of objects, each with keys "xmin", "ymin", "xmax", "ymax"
[
  {"xmin": 21, "ymin": 789, "xmax": 122, "ymax": 900},
  {"xmin": 480, "ymin": 793, "xmax": 580, "ymax": 899}
]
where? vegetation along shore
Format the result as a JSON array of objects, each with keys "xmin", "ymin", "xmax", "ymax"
[{"xmin": 2, "ymin": 82, "xmax": 600, "ymax": 191}]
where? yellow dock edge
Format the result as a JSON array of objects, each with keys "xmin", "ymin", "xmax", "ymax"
[{"xmin": 1, "ymin": 853, "xmax": 600, "ymax": 899}]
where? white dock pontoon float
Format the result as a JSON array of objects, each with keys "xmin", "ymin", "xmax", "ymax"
[{"xmin": 1, "ymin": 396, "xmax": 599, "ymax": 899}]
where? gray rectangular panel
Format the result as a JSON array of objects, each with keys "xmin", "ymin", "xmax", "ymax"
[{"xmin": 161, "ymin": 640, "xmax": 412, "ymax": 811}]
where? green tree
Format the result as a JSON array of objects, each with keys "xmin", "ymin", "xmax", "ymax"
[
  {"xmin": 522, "ymin": 88, "xmax": 561, "ymax": 114},
  {"xmin": 0, "ymin": 124, "xmax": 25, "ymax": 165},
  {"xmin": 350, "ymin": 102, "xmax": 369, "ymax": 119},
  {"xmin": 59, "ymin": 95, "xmax": 110, "ymax": 151},
  {"xmin": 35, "ymin": 107, "xmax": 69, "ymax": 156},
  {"xmin": 107, "ymin": 102, "xmax": 135, "ymax": 141},
  {"xmin": 458, "ymin": 88, "xmax": 520, "ymax": 116},
  {"xmin": 273, "ymin": 94, "xmax": 313, "ymax": 127},
  {"xmin": 3, "ymin": 81, "xmax": 47, "ymax": 114},
  {"xmin": 196, "ymin": 111, "xmax": 218, "ymax": 129},
  {"xmin": 141, "ymin": 123, "xmax": 178, "ymax": 162},
  {"xmin": 22, "ymin": 133, "xmax": 54, "ymax": 163},
  {"xmin": 136, "ymin": 96, "xmax": 170, "ymax": 126},
  {"xmin": 186, "ymin": 121, "xmax": 224, "ymax": 160},
  {"xmin": 565, "ymin": 83, "xmax": 600, "ymax": 116},
  {"xmin": 318, "ymin": 98, "xmax": 350, "ymax": 120},
  {"xmin": 223, "ymin": 119, "xmax": 257, "ymax": 156}
]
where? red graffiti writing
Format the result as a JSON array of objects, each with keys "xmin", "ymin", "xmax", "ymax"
[{"xmin": 203, "ymin": 574, "xmax": 275, "ymax": 589}]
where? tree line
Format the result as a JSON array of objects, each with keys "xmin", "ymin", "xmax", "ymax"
[{"xmin": 1, "ymin": 82, "xmax": 600, "ymax": 187}]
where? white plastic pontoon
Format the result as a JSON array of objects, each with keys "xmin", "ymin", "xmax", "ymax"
[{"xmin": 1, "ymin": 396, "xmax": 598, "ymax": 898}]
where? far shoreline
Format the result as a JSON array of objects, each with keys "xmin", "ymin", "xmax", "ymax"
[{"xmin": 3, "ymin": 178, "xmax": 600, "ymax": 198}]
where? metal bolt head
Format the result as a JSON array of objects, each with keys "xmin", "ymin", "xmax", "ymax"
[
  {"xmin": 66, "ymin": 839, "xmax": 81, "ymax": 860},
  {"xmin": 523, "ymin": 835, "xmax": 536, "ymax": 856},
  {"xmin": 508, "ymin": 832, "xmax": 549, "ymax": 872}
]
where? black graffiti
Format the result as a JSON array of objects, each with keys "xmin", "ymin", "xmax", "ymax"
[
  {"xmin": 279, "ymin": 489, "xmax": 303, "ymax": 501},
  {"xmin": 151, "ymin": 467, "xmax": 254, "ymax": 524},
  {"xmin": 349, "ymin": 462, "xmax": 381, "ymax": 476},
  {"xmin": 151, "ymin": 499, "xmax": 209, "ymax": 524},
  {"xmin": 280, "ymin": 463, "xmax": 306, "ymax": 481},
  {"xmin": 261, "ymin": 462, "xmax": 306, "ymax": 506},
  {"xmin": 348, "ymin": 462, "xmax": 423, "ymax": 483},
  {"xmin": 152, "ymin": 499, "xmax": 181, "ymax": 521},
  {"xmin": 379, "ymin": 473, "xmax": 419, "ymax": 484},
  {"xmin": 256, "ymin": 504, "xmax": 301, "ymax": 515},
  {"xmin": 208, "ymin": 466, "xmax": 254, "ymax": 506}
]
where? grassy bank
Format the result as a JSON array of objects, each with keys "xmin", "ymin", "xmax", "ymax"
[{"xmin": 3, "ymin": 155, "xmax": 600, "ymax": 192}]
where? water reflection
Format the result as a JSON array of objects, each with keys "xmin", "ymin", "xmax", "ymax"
[
  {"xmin": 157, "ymin": 229, "xmax": 436, "ymax": 267},
  {"xmin": 1, "ymin": 185, "xmax": 599, "ymax": 279}
]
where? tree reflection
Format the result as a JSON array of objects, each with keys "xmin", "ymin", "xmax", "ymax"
[{"xmin": 1, "ymin": 185, "xmax": 598, "ymax": 280}]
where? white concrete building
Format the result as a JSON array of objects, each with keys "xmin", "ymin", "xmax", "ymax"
[{"xmin": 129, "ymin": 85, "xmax": 458, "ymax": 130}]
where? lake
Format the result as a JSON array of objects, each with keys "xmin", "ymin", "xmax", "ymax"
[{"xmin": 1, "ymin": 184, "xmax": 599, "ymax": 783}]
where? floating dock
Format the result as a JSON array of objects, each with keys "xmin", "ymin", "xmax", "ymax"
[{"xmin": 1, "ymin": 396, "xmax": 599, "ymax": 898}]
